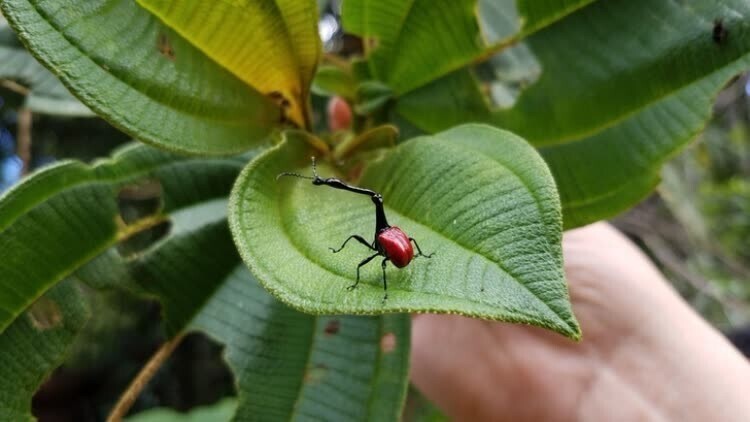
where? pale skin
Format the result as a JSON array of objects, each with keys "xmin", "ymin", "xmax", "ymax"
[{"xmin": 410, "ymin": 223, "xmax": 750, "ymax": 421}]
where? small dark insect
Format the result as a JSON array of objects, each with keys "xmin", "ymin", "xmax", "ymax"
[
  {"xmin": 713, "ymin": 19, "xmax": 728, "ymax": 44},
  {"xmin": 278, "ymin": 158, "xmax": 434, "ymax": 301}
]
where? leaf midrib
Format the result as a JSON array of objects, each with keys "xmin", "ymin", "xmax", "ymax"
[
  {"xmin": 288, "ymin": 315, "xmax": 318, "ymax": 420},
  {"xmin": 380, "ymin": 0, "xmax": 596, "ymax": 95},
  {"xmin": 516, "ymin": 0, "xmax": 598, "ymax": 36},
  {"xmin": 529, "ymin": 51, "xmax": 750, "ymax": 146},
  {"xmin": 379, "ymin": 0, "xmax": 417, "ymax": 82}
]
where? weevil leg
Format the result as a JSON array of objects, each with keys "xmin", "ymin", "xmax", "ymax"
[
  {"xmin": 381, "ymin": 258, "xmax": 389, "ymax": 302},
  {"xmin": 409, "ymin": 237, "xmax": 435, "ymax": 258},
  {"xmin": 331, "ymin": 235, "xmax": 374, "ymax": 253},
  {"xmin": 348, "ymin": 252, "xmax": 380, "ymax": 291}
]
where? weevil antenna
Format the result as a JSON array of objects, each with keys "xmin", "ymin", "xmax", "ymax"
[
  {"xmin": 276, "ymin": 157, "xmax": 320, "ymax": 181},
  {"xmin": 276, "ymin": 172, "xmax": 315, "ymax": 181},
  {"xmin": 311, "ymin": 156, "xmax": 319, "ymax": 178},
  {"xmin": 278, "ymin": 157, "xmax": 387, "ymax": 230}
]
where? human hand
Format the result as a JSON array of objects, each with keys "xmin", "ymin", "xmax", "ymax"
[{"xmin": 410, "ymin": 222, "xmax": 750, "ymax": 421}]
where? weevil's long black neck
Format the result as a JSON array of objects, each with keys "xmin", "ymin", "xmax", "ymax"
[
  {"xmin": 313, "ymin": 176, "xmax": 390, "ymax": 231},
  {"xmin": 372, "ymin": 193, "xmax": 390, "ymax": 232},
  {"xmin": 313, "ymin": 177, "xmax": 374, "ymax": 197}
]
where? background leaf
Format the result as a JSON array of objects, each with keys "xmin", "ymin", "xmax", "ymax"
[
  {"xmin": 403, "ymin": 1, "xmax": 750, "ymax": 145},
  {"xmin": 191, "ymin": 267, "xmax": 410, "ymax": 421},
  {"xmin": 137, "ymin": 0, "xmax": 321, "ymax": 128},
  {"xmin": 342, "ymin": 0, "xmax": 596, "ymax": 95},
  {"xmin": 230, "ymin": 125, "xmax": 580, "ymax": 339},
  {"xmin": 312, "ymin": 65, "xmax": 357, "ymax": 100},
  {"xmin": 0, "ymin": 21, "xmax": 93, "ymax": 116},
  {"xmin": 0, "ymin": 143, "xmax": 243, "ymax": 333},
  {"xmin": 500, "ymin": 0, "xmax": 597, "ymax": 37},
  {"xmin": 477, "ymin": 0, "xmax": 599, "ymax": 43},
  {"xmin": 342, "ymin": 0, "xmax": 482, "ymax": 94},
  {"xmin": 86, "ymin": 216, "xmax": 412, "ymax": 420},
  {"xmin": 1, "ymin": 0, "xmax": 281, "ymax": 154},
  {"xmin": 393, "ymin": 0, "xmax": 750, "ymax": 227},
  {"xmin": 0, "ymin": 280, "xmax": 89, "ymax": 422}
]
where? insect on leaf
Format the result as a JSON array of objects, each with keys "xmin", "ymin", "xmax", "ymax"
[{"xmin": 230, "ymin": 125, "xmax": 580, "ymax": 340}]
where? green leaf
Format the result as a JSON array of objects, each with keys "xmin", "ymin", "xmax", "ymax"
[
  {"xmin": 130, "ymin": 207, "xmax": 237, "ymax": 336},
  {"xmin": 0, "ymin": 280, "xmax": 89, "ymax": 422},
  {"xmin": 354, "ymin": 80, "xmax": 393, "ymax": 115},
  {"xmin": 137, "ymin": 0, "xmax": 321, "ymax": 128},
  {"xmin": 0, "ymin": 22, "xmax": 93, "ymax": 116},
  {"xmin": 312, "ymin": 65, "xmax": 357, "ymax": 99},
  {"xmin": 191, "ymin": 266, "xmax": 411, "ymax": 420},
  {"xmin": 341, "ymin": 0, "xmax": 595, "ymax": 95},
  {"xmin": 332, "ymin": 124, "xmax": 398, "ymax": 161},
  {"xmin": 230, "ymin": 125, "xmax": 580, "ymax": 339},
  {"xmin": 477, "ymin": 0, "xmax": 598, "ymax": 45},
  {"xmin": 0, "ymin": 143, "xmax": 243, "ymax": 333},
  {"xmin": 397, "ymin": 0, "xmax": 750, "ymax": 227},
  {"xmin": 537, "ymin": 78, "xmax": 716, "ymax": 229},
  {"xmin": 342, "ymin": 0, "xmax": 483, "ymax": 95},
  {"xmin": 0, "ymin": 0, "xmax": 281, "ymax": 155},
  {"xmin": 400, "ymin": 1, "xmax": 750, "ymax": 144},
  {"xmin": 500, "ymin": 0, "xmax": 598, "ymax": 37},
  {"xmin": 118, "ymin": 218, "xmax": 411, "ymax": 418},
  {"xmin": 403, "ymin": 386, "xmax": 449, "ymax": 422},
  {"xmin": 127, "ymin": 398, "xmax": 237, "ymax": 422}
]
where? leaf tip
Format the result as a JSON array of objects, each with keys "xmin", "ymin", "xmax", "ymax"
[{"xmin": 561, "ymin": 317, "xmax": 582, "ymax": 341}]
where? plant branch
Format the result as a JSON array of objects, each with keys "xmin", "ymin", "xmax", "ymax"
[
  {"xmin": 617, "ymin": 211, "xmax": 748, "ymax": 320},
  {"xmin": 641, "ymin": 233, "xmax": 746, "ymax": 314},
  {"xmin": 106, "ymin": 334, "xmax": 185, "ymax": 422},
  {"xmin": 0, "ymin": 79, "xmax": 30, "ymax": 96},
  {"xmin": 115, "ymin": 214, "xmax": 170, "ymax": 242},
  {"xmin": 16, "ymin": 107, "xmax": 32, "ymax": 175}
]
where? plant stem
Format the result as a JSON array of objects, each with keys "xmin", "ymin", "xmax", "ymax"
[
  {"xmin": 16, "ymin": 107, "xmax": 32, "ymax": 175},
  {"xmin": 106, "ymin": 334, "xmax": 185, "ymax": 422},
  {"xmin": 0, "ymin": 79, "xmax": 30, "ymax": 96}
]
